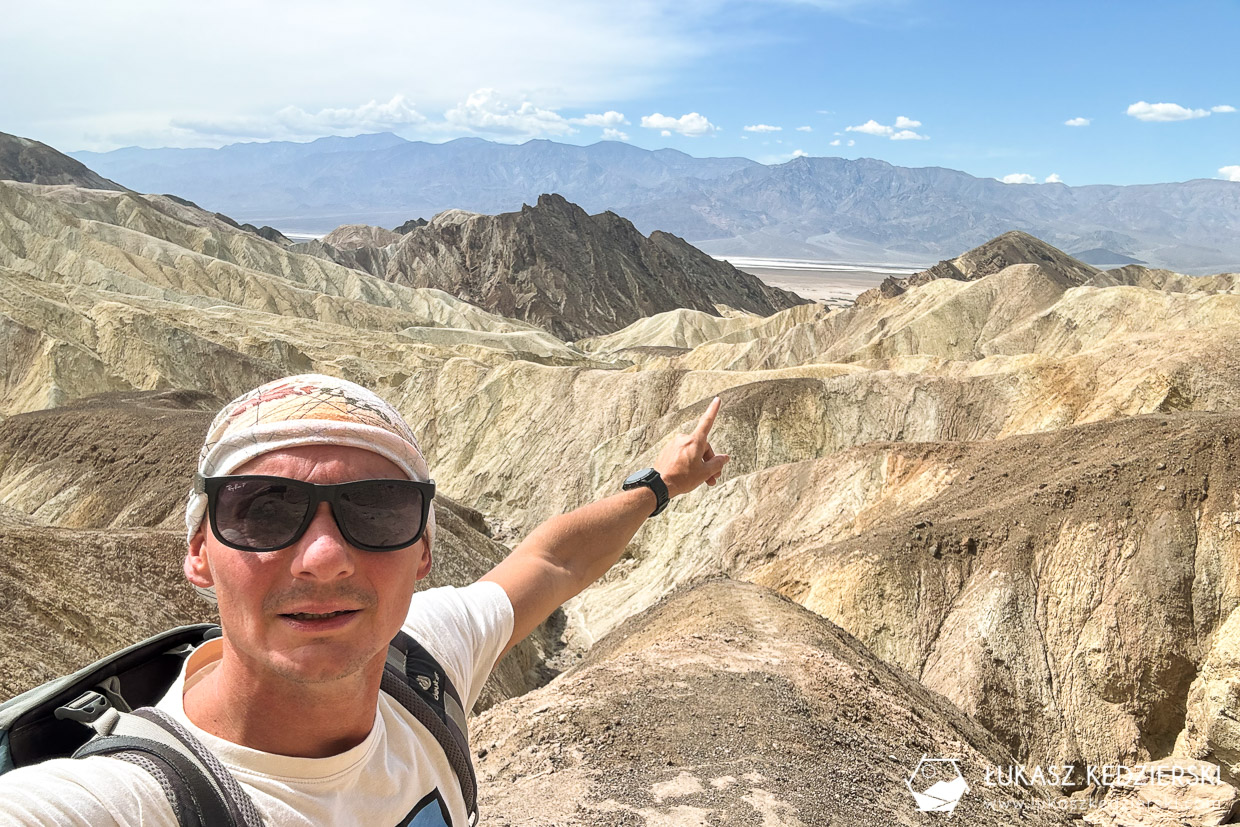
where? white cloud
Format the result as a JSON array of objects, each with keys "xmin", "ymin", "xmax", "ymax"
[
  {"xmin": 171, "ymin": 94, "xmax": 427, "ymax": 141},
  {"xmin": 641, "ymin": 111, "xmax": 717, "ymax": 137},
  {"xmin": 792, "ymin": 149, "xmax": 808, "ymax": 157},
  {"xmin": 443, "ymin": 88, "xmax": 576, "ymax": 137},
  {"xmin": 571, "ymin": 110, "xmax": 628, "ymax": 128},
  {"xmin": 846, "ymin": 117, "xmax": 927, "ymax": 140},
  {"xmin": 829, "ymin": 139, "xmax": 841, "ymax": 146},
  {"xmin": 661, "ymin": 130, "xmax": 672, "ymax": 137},
  {"xmin": 1126, "ymin": 101, "xmax": 1210, "ymax": 122},
  {"xmin": 1214, "ymin": 105, "xmax": 1237, "ymax": 113},
  {"xmin": 847, "ymin": 139, "xmax": 855, "ymax": 146},
  {"xmin": 743, "ymin": 123, "xmax": 782, "ymax": 132},
  {"xmin": 796, "ymin": 125, "xmax": 812, "ymax": 132},
  {"xmin": 1064, "ymin": 117, "xmax": 1090, "ymax": 127},
  {"xmin": 2, "ymin": 0, "xmax": 719, "ymax": 150},
  {"xmin": 173, "ymin": 92, "xmax": 634, "ymax": 146},
  {"xmin": 1001, "ymin": 173, "xmax": 1037, "ymax": 184},
  {"xmin": 1220, "ymin": 165, "xmax": 1240, "ymax": 182},
  {"xmin": 846, "ymin": 119, "xmax": 892, "ymax": 136},
  {"xmin": 1045, "ymin": 173, "xmax": 1063, "ymax": 183}
]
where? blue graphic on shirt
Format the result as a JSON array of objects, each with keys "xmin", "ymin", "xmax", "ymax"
[{"xmin": 398, "ymin": 788, "xmax": 452, "ymax": 826}]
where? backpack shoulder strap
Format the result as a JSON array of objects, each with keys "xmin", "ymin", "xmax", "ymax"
[
  {"xmin": 1, "ymin": 624, "xmax": 220, "ymax": 772},
  {"xmin": 384, "ymin": 631, "xmax": 478, "ymax": 826},
  {"xmin": 74, "ymin": 708, "xmax": 263, "ymax": 827}
]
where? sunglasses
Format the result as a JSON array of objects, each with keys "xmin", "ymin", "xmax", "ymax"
[{"xmin": 196, "ymin": 473, "xmax": 435, "ymax": 552}]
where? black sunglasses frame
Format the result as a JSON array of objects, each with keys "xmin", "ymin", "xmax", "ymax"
[{"xmin": 195, "ymin": 473, "xmax": 435, "ymax": 553}]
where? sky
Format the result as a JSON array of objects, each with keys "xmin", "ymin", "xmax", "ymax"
[{"xmin": 2, "ymin": 0, "xmax": 1237, "ymax": 186}]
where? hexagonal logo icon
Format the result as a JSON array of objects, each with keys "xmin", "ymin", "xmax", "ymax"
[{"xmin": 906, "ymin": 756, "xmax": 970, "ymax": 815}]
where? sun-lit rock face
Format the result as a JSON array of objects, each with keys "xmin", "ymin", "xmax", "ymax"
[
  {"xmin": 1175, "ymin": 609, "xmax": 1240, "ymax": 786},
  {"xmin": 5, "ymin": 160, "xmax": 1240, "ymax": 814}
]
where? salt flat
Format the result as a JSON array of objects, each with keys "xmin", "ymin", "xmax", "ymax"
[{"xmin": 720, "ymin": 255, "xmax": 922, "ymax": 306}]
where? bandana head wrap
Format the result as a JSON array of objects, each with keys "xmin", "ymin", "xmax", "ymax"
[{"xmin": 185, "ymin": 374, "xmax": 434, "ymax": 602}]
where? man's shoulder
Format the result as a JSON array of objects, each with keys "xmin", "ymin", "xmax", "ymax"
[
  {"xmin": 0, "ymin": 755, "xmax": 175, "ymax": 826},
  {"xmin": 402, "ymin": 580, "xmax": 514, "ymax": 713},
  {"xmin": 404, "ymin": 580, "xmax": 513, "ymax": 633}
]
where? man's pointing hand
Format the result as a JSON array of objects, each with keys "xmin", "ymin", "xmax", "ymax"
[{"xmin": 655, "ymin": 397, "xmax": 731, "ymax": 498}]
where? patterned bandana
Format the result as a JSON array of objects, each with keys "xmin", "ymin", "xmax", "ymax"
[{"xmin": 185, "ymin": 374, "xmax": 434, "ymax": 602}]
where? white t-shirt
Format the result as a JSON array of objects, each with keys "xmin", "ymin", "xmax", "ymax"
[{"xmin": 0, "ymin": 581, "xmax": 514, "ymax": 827}]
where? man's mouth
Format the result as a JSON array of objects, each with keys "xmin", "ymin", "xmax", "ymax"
[{"xmin": 280, "ymin": 609, "xmax": 360, "ymax": 621}]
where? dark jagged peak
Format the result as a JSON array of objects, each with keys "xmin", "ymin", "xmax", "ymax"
[
  {"xmin": 0, "ymin": 132, "xmax": 126, "ymax": 191},
  {"xmin": 393, "ymin": 217, "xmax": 428, "ymax": 234},
  {"xmin": 856, "ymin": 231, "xmax": 1097, "ymax": 305},
  {"xmin": 381, "ymin": 193, "xmax": 810, "ymax": 340},
  {"xmin": 239, "ymin": 223, "xmax": 292, "ymax": 246},
  {"xmin": 255, "ymin": 225, "xmax": 291, "ymax": 246},
  {"xmin": 162, "ymin": 193, "xmax": 206, "ymax": 211},
  {"xmin": 212, "ymin": 211, "xmax": 242, "ymax": 230}
]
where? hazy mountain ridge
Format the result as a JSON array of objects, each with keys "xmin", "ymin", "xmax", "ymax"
[{"xmin": 69, "ymin": 132, "xmax": 1240, "ymax": 274}]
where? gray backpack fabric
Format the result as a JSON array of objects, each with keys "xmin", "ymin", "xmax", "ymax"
[{"xmin": 0, "ymin": 625, "xmax": 478, "ymax": 826}]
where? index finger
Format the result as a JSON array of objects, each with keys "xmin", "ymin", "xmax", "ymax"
[{"xmin": 693, "ymin": 397, "xmax": 721, "ymax": 440}]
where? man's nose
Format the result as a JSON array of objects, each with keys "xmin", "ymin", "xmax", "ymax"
[{"xmin": 291, "ymin": 502, "xmax": 356, "ymax": 581}]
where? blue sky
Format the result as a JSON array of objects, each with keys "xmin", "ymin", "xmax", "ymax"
[{"xmin": 3, "ymin": 0, "xmax": 1236, "ymax": 185}]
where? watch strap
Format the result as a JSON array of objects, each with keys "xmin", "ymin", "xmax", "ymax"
[{"xmin": 623, "ymin": 468, "xmax": 670, "ymax": 517}]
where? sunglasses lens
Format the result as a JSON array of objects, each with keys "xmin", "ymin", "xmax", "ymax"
[
  {"xmin": 336, "ymin": 481, "xmax": 425, "ymax": 549},
  {"xmin": 214, "ymin": 478, "xmax": 310, "ymax": 550}
]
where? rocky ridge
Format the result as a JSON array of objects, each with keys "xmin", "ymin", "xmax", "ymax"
[
  {"xmin": 0, "ymin": 132, "xmax": 127, "ymax": 191},
  {"xmin": 474, "ymin": 579, "xmax": 1074, "ymax": 825}
]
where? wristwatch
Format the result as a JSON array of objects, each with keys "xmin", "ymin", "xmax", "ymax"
[{"xmin": 622, "ymin": 467, "xmax": 670, "ymax": 517}]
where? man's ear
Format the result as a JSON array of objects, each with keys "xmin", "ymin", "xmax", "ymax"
[
  {"xmin": 184, "ymin": 527, "xmax": 215, "ymax": 589},
  {"xmin": 415, "ymin": 536, "xmax": 432, "ymax": 580}
]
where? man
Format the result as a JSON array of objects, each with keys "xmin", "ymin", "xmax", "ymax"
[{"xmin": 0, "ymin": 374, "xmax": 729, "ymax": 825}]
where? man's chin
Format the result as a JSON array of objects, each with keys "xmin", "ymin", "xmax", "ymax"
[{"xmin": 264, "ymin": 631, "xmax": 389, "ymax": 685}]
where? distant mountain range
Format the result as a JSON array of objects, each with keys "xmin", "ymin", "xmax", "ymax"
[{"xmin": 60, "ymin": 133, "xmax": 1240, "ymax": 274}]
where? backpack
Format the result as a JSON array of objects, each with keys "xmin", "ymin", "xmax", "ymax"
[{"xmin": 0, "ymin": 624, "xmax": 479, "ymax": 826}]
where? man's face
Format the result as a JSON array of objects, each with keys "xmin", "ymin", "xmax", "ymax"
[{"xmin": 185, "ymin": 444, "xmax": 431, "ymax": 685}]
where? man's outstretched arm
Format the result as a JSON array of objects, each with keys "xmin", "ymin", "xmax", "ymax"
[{"xmin": 481, "ymin": 397, "xmax": 730, "ymax": 659}]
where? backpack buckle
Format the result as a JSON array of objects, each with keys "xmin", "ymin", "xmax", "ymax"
[{"xmin": 54, "ymin": 690, "xmax": 112, "ymax": 724}]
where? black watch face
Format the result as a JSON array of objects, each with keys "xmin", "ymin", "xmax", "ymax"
[{"xmin": 624, "ymin": 468, "xmax": 654, "ymax": 486}]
